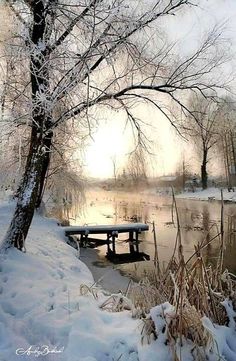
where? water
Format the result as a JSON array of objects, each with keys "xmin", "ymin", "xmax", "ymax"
[{"xmin": 71, "ymin": 188, "xmax": 236, "ymax": 278}]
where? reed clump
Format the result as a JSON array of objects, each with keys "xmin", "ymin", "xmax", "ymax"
[{"xmin": 127, "ymin": 190, "xmax": 236, "ymax": 358}]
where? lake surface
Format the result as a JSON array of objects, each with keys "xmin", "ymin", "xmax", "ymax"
[{"xmin": 71, "ymin": 188, "xmax": 236, "ymax": 278}]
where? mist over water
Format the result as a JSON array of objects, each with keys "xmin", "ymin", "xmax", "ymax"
[{"xmin": 71, "ymin": 188, "xmax": 236, "ymax": 279}]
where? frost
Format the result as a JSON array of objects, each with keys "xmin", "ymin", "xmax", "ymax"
[
  {"xmin": 37, "ymin": 40, "xmax": 46, "ymax": 52},
  {"xmin": 20, "ymin": 171, "xmax": 36, "ymax": 207}
]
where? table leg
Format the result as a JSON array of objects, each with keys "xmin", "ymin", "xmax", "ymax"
[
  {"xmin": 112, "ymin": 234, "xmax": 116, "ymax": 254},
  {"xmin": 135, "ymin": 231, "xmax": 139, "ymax": 253},
  {"xmin": 129, "ymin": 231, "xmax": 135, "ymax": 254},
  {"xmin": 107, "ymin": 233, "xmax": 111, "ymax": 254}
]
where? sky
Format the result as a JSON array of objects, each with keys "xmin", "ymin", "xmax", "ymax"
[
  {"xmin": 0, "ymin": 1, "xmax": 236, "ymax": 179},
  {"xmin": 85, "ymin": 105, "xmax": 183, "ymax": 178},
  {"xmin": 84, "ymin": 0, "xmax": 236, "ymax": 179}
]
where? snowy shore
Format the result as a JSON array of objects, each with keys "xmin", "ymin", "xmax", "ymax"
[
  {"xmin": 0, "ymin": 198, "xmax": 236, "ymax": 361},
  {"xmin": 139, "ymin": 186, "xmax": 236, "ymax": 204},
  {"xmin": 0, "ymin": 200, "xmax": 141, "ymax": 361},
  {"xmin": 176, "ymin": 187, "xmax": 236, "ymax": 203}
]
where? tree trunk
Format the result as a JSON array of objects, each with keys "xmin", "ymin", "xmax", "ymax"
[
  {"xmin": 35, "ymin": 131, "xmax": 53, "ymax": 208},
  {"xmin": 230, "ymin": 130, "xmax": 236, "ymax": 187},
  {"xmin": 224, "ymin": 133, "xmax": 232, "ymax": 190},
  {"xmin": 1, "ymin": 0, "xmax": 52, "ymax": 251},
  {"xmin": 201, "ymin": 149, "xmax": 208, "ymax": 190},
  {"xmin": 2, "ymin": 142, "xmax": 45, "ymax": 250}
]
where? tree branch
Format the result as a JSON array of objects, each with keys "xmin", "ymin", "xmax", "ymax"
[{"xmin": 48, "ymin": 0, "xmax": 100, "ymax": 53}]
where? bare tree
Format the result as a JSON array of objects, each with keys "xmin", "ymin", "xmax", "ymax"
[
  {"xmin": 217, "ymin": 97, "xmax": 236, "ymax": 189},
  {"xmin": 0, "ymin": 0, "xmax": 230, "ymax": 250},
  {"xmin": 111, "ymin": 155, "xmax": 118, "ymax": 184},
  {"xmin": 183, "ymin": 95, "xmax": 220, "ymax": 189},
  {"xmin": 175, "ymin": 154, "xmax": 191, "ymax": 191},
  {"xmin": 127, "ymin": 145, "xmax": 148, "ymax": 185}
]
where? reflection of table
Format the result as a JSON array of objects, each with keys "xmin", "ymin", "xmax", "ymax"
[{"xmin": 64, "ymin": 223, "xmax": 150, "ymax": 263}]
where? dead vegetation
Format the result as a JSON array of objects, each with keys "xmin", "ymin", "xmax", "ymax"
[{"xmin": 125, "ymin": 191, "xmax": 236, "ymax": 358}]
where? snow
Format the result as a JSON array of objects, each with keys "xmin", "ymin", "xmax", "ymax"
[
  {"xmin": 177, "ymin": 187, "xmax": 236, "ymax": 203},
  {"xmin": 0, "ymin": 196, "xmax": 236, "ymax": 361},
  {"xmin": 140, "ymin": 186, "xmax": 236, "ymax": 203},
  {"xmin": 64, "ymin": 223, "xmax": 149, "ymax": 234},
  {"xmin": 0, "ymin": 199, "xmax": 140, "ymax": 361},
  {"xmin": 158, "ymin": 176, "xmax": 177, "ymax": 182}
]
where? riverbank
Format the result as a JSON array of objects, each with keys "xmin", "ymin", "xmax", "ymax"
[
  {"xmin": 79, "ymin": 247, "xmax": 131, "ymax": 293},
  {"xmin": 0, "ymin": 199, "xmax": 141, "ymax": 361},
  {"xmin": 141, "ymin": 186, "xmax": 236, "ymax": 203},
  {"xmin": 0, "ymin": 197, "xmax": 236, "ymax": 361},
  {"xmin": 176, "ymin": 187, "xmax": 236, "ymax": 203}
]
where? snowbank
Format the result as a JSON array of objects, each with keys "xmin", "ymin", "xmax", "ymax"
[
  {"xmin": 0, "ymin": 199, "xmax": 235, "ymax": 361},
  {"xmin": 0, "ymin": 201, "xmax": 141, "ymax": 361},
  {"xmin": 177, "ymin": 187, "xmax": 236, "ymax": 203}
]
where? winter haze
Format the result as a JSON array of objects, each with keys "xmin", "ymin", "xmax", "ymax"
[{"xmin": 84, "ymin": 0, "xmax": 236, "ymax": 178}]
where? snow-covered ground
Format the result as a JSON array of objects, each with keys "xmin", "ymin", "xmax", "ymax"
[
  {"xmin": 0, "ymin": 200, "xmax": 140, "ymax": 361},
  {"xmin": 176, "ymin": 187, "xmax": 236, "ymax": 203},
  {"xmin": 141, "ymin": 186, "xmax": 236, "ymax": 203},
  {"xmin": 0, "ymin": 197, "xmax": 236, "ymax": 361}
]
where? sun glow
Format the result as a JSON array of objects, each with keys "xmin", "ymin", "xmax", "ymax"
[{"xmin": 84, "ymin": 107, "xmax": 183, "ymax": 179}]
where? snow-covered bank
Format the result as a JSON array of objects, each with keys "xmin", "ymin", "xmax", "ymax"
[
  {"xmin": 0, "ymin": 201, "xmax": 140, "ymax": 361},
  {"xmin": 139, "ymin": 186, "xmax": 236, "ymax": 203},
  {"xmin": 0, "ymin": 199, "xmax": 236, "ymax": 361},
  {"xmin": 176, "ymin": 187, "xmax": 236, "ymax": 203}
]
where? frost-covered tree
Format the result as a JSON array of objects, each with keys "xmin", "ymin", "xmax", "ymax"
[
  {"xmin": 44, "ymin": 120, "xmax": 85, "ymax": 220},
  {"xmin": 0, "ymin": 116, "xmax": 29, "ymax": 192},
  {"xmin": 0, "ymin": 0, "xmax": 230, "ymax": 250}
]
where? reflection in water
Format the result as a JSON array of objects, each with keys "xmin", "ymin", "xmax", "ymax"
[{"xmin": 71, "ymin": 189, "xmax": 236, "ymax": 275}]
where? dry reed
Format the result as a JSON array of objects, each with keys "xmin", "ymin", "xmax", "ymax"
[{"xmin": 126, "ymin": 190, "xmax": 236, "ymax": 359}]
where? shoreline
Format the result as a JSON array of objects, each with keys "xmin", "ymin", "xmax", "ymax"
[
  {"xmin": 176, "ymin": 187, "xmax": 236, "ymax": 203},
  {"xmin": 79, "ymin": 247, "xmax": 131, "ymax": 293}
]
